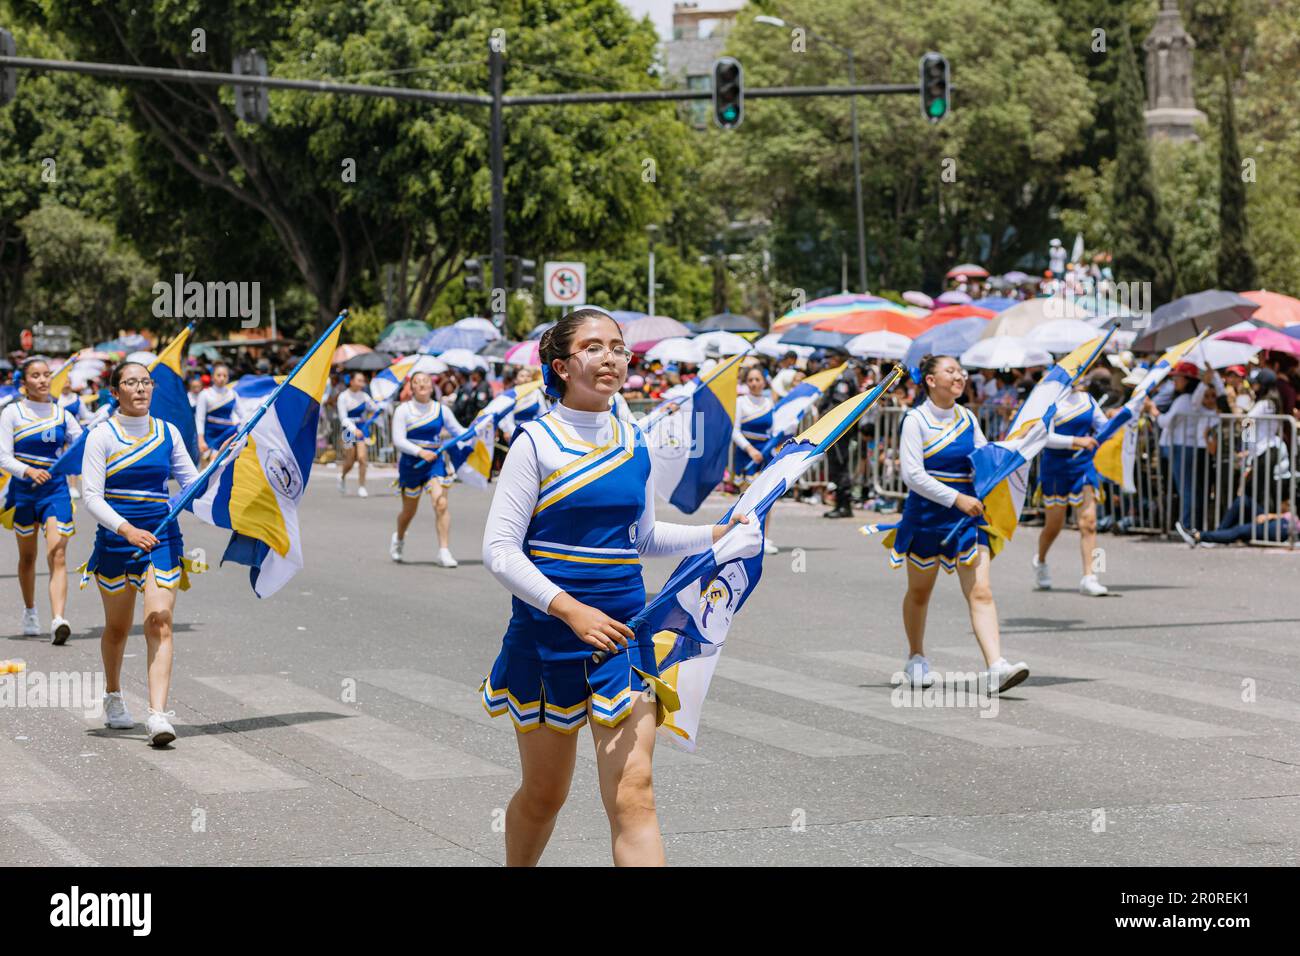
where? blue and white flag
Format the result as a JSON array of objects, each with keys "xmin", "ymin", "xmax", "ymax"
[
  {"xmin": 180, "ymin": 321, "xmax": 342, "ymax": 597},
  {"xmin": 642, "ymin": 353, "xmax": 744, "ymax": 514},
  {"xmin": 636, "ymin": 366, "xmax": 906, "ymax": 749},
  {"xmin": 438, "ymin": 379, "xmax": 546, "ymax": 488},
  {"xmin": 746, "ymin": 362, "xmax": 846, "ymax": 472}
]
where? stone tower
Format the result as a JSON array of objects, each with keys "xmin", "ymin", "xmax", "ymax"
[{"xmin": 1143, "ymin": 0, "xmax": 1206, "ymax": 141}]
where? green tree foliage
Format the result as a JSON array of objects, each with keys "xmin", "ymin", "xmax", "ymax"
[{"xmin": 1216, "ymin": 69, "xmax": 1256, "ymax": 290}]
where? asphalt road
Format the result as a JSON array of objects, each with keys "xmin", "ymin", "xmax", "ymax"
[{"xmin": 3, "ymin": 463, "xmax": 1299, "ymax": 866}]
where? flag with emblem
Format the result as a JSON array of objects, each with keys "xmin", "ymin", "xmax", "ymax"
[
  {"xmin": 177, "ymin": 316, "xmax": 343, "ymax": 597},
  {"xmin": 632, "ymin": 366, "xmax": 907, "ymax": 750},
  {"xmin": 745, "ymin": 362, "xmax": 847, "ymax": 472},
  {"xmin": 436, "ymin": 379, "xmax": 546, "ymax": 488}
]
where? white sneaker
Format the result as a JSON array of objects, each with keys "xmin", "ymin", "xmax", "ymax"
[
  {"xmin": 1079, "ymin": 574, "xmax": 1108, "ymax": 596},
  {"xmin": 1032, "ymin": 555, "xmax": 1051, "ymax": 590},
  {"xmin": 357, "ymin": 486, "xmax": 369, "ymax": 498},
  {"xmin": 987, "ymin": 658, "xmax": 1030, "ymax": 695},
  {"xmin": 21, "ymin": 607, "xmax": 39, "ymax": 636},
  {"xmin": 390, "ymin": 533, "xmax": 405, "ymax": 563},
  {"xmin": 903, "ymin": 653, "xmax": 936, "ymax": 688},
  {"xmin": 146, "ymin": 709, "xmax": 177, "ymax": 747},
  {"xmin": 337, "ymin": 475, "xmax": 346, "ymax": 496},
  {"xmin": 436, "ymin": 547, "xmax": 459, "ymax": 568},
  {"xmin": 103, "ymin": 692, "xmax": 135, "ymax": 729},
  {"xmin": 51, "ymin": 616, "xmax": 71, "ymax": 646},
  {"xmin": 763, "ymin": 538, "xmax": 779, "ymax": 556},
  {"xmin": 1173, "ymin": 521, "xmax": 1197, "ymax": 548}
]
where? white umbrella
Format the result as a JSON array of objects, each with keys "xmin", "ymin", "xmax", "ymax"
[
  {"xmin": 126, "ymin": 350, "xmax": 157, "ymax": 367},
  {"xmin": 453, "ymin": 316, "xmax": 501, "ymax": 340},
  {"xmin": 1183, "ymin": 339, "xmax": 1259, "ymax": 369},
  {"xmin": 753, "ymin": 333, "xmax": 813, "ymax": 359},
  {"xmin": 981, "ymin": 296, "xmax": 1094, "ymax": 338},
  {"xmin": 846, "ymin": 330, "xmax": 911, "ymax": 360},
  {"xmin": 438, "ymin": 348, "xmax": 489, "ymax": 372},
  {"xmin": 693, "ymin": 330, "xmax": 753, "ymax": 356},
  {"xmin": 960, "ymin": 336, "xmax": 1054, "ymax": 370},
  {"xmin": 645, "ymin": 337, "xmax": 706, "ymax": 365},
  {"xmin": 1027, "ymin": 319, "xmax": 1108, "ymax": 354}
]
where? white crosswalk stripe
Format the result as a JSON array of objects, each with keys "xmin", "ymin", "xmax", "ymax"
[
  {"xmin": 350, "ymin": 668, "xmax": 709, "ymax": 768},
  {"xmin": 715, "ymin": 657, "xmax": 1077, "ymax": 748},
  {"xmin": 699, "ymin": 700, "xmax": 900, "ymax": 757},
  {"xmin": 1094, "ymin": 640, "xmax": 1300, "ymax": 689},
  {"xmin": 933, "ymin": 645, "xmax": 1300, "ymax": 726},
  {"xmin": 814, "ymin": 649, "xmax": 1250, "ymax": 740},
  {"xmin": 196, "ymin": 674, "xmax": 511, "ymax": 780},
  {"xmin": 73, "ymin": 691, "xmax": 311, "ymax": 796},
  {"xmin": 894, "ymin": 841, "xmax": 1013, "ymax": 867},
  {"xmin": 0, "ymin": 737, "xmax": 85, "ymax": 805},
  {"xmin": 6, "ymin": 812, "xmax": 98, "ymax": 865}
]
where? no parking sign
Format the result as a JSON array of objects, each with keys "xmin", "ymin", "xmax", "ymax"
[{"xmin": 543, "ymin": 262, "xmax": 586, "ymax": 307}]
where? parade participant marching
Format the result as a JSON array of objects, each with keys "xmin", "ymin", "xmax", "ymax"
[
  {"xmin": 336, "ymin": 371, "xmax": 380, "ymax": 497},
  {"xmin": 878, "ymin": 355, "xmax": 1029, "ymax": 693},
  {"xmin": 81, "ymin": 361, "xmax": 200, "ymax": 746},
  {"xmin": 0, "ymin": 358, "xmax": 83, "ymax": 643},
  {"xmin": 481, "ymin": 308, "xmax": 749, "ymax": 867},
  {"xmin": 1032, "ymin": 377, "xmax": 1111, "ymax": 595},
  {"xmin": 732, "ymin": 365, "xmax": 780, "ymax": 554},
  {"xmin": 390, "ymin": 371, "xmax": 467, "ymax": 568},
  {"xmin": 195, "ymin": 362, "xmax": 238, "ymax": 464}
]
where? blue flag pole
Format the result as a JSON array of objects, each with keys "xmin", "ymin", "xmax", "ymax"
[{"xmin": 130, "ymin": 309, "xmax": 348, "ymax": 558}]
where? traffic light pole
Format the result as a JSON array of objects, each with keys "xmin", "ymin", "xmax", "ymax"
[{"xmin": 489, "ymin": 42, "xmax": 507, "ymax": 330}]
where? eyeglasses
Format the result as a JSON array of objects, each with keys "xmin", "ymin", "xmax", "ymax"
[
  {"xmin": 568, "ymin": 344, "xmax": 633, "ymax": 363},
  {"xmin": 118, "ymin": 378, "xmax": 156, "ymax": 390}
]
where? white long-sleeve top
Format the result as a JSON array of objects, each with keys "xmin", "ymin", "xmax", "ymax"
[
  {"xmin": 1044, "ymin": 390, "xmax": 1110, "ymax": 450},
  {"xmin": 390, "ymin": 400, "xmax": 466, "ymax": 456},
  {"xmin": 482, "ymin": 403, "xmax": 715, "ymax": 614},
  {"xmin": 335, "ymin": 388, "xmax": 379, "ymax": 437},
  {"xmin": 81, "ymin": 414, "xmax": 199, "ymax": 534},
  {"xmin": 733, "ymin": 392, "xmax": 775, "ymax": 455},
  {"xmin": 899, "ymin": 398, "xmax": 988, "ymax": 508},
  {"xmin": 1157, "ymin": 392, "xmax": 1218, "ymax": 448},
  {"xmin": 195, "ymin": 385, "xmax": 238, "ymax": 437},
  {"xmin": 0, "ymin": 400, "xmax": 84, "ymax": 478}
]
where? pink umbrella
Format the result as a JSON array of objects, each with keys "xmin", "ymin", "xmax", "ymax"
[
  {"xmin": 936, "ymin": 290, "xmax": 972, "ymax": 305},
  {"xmin": 946, "ymin": 263, "xmax": 989, "ymax": 279},
  {"xmin": 903, "ymin": 290, "xmax": 934, "ymax": 309},
  {"xmin": 1215, "ymin": 325, "xmax": 1300, "ymax": 358},
  {"xmin": 504, "ymin": 340, "xmax": 541, "ymax": 367}
]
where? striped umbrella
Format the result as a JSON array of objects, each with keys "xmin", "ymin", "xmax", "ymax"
[
  {"xmin": 332, "ymin": 343, "xmax": 373, "ymax": 365},
  {"xmin": 773, "ymin": 293, "xmax": 923, "ymax": 330},
  {"xmin": 813, "ymin": 310, "xmax": 928, "ymax": 338}
]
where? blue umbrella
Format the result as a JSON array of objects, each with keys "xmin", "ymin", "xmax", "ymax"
[
  {"xmin": 972, "ymin": 296, "xmax": 1019, "ymax": 313},
  {"xmin": 778, "ymin": 326, "xmax": 853, "ymax": 350},
  {"xmin": 903, "ymin": 317, "xmax": 989, "ymax": 369},
  {"xmin": 1283, "ymin": 325, "xmax": 1300, "ymax": 341},
  {"xmin": 418, "ymin": 325, "xmax": 490, "ymax": 355},
  {"xmin": 526, "ymin": 321, "xmax": 556, "ymax": 341}
]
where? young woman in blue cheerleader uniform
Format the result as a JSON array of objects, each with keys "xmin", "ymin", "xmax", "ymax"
[
  {"xmin": 1032, "ymin": 379, "xmax": 1110, "ymax": 596},
  {"xmin": 0, "ymin": 358, "xmax": 83, "ymax": 643},
  {"xmin": 390, "ymin": 370, "xmax": 466, "ymax": 568},
  {"xmin": 195, "ymin": 362, "xmax": 238, "ymax": 464},
  {"xmin": 81, "ymin": 361, "xmax": 200, "ymax": 747},
  {"xmin": 732, "ymin": 364, "xmax": 780, "ymax": 555},
  {"xmin": 481, "ymin": 308, "xmax": 753, "ymax": 867},
  {"xmin": 880, "ymin": 355, "xmax": 1029, "ymax": 693},
  {"xmin": 335, "ymin": 371, "xmax": 379, "ymax": 497}
]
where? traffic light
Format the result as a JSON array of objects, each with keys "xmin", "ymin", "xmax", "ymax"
[
  {"xmin": 1, "ymin": 29, "xmax": 17, "ymax": 108},
  {"xmin": 463, "ymin": 257, "xmax": 484, "ymax": 290},
  {"xmin": 232, "ymin": 49, "xmax": 270, "ymax": 124},
  {"xmin": 712, "ymin": 56, "xmax": 743, "ymax": 130},
  {"xmin": 514, "ymin": 257, "xmax": 536, "ymax": 290},
  {"xmin": 919, "ymin": 52, "xmax": 950, "ymax": 123}
]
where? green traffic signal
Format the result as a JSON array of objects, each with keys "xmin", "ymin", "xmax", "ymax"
[{"xmin": 928, "ymin": 99, "xmax": 946, "ymax": 118}]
